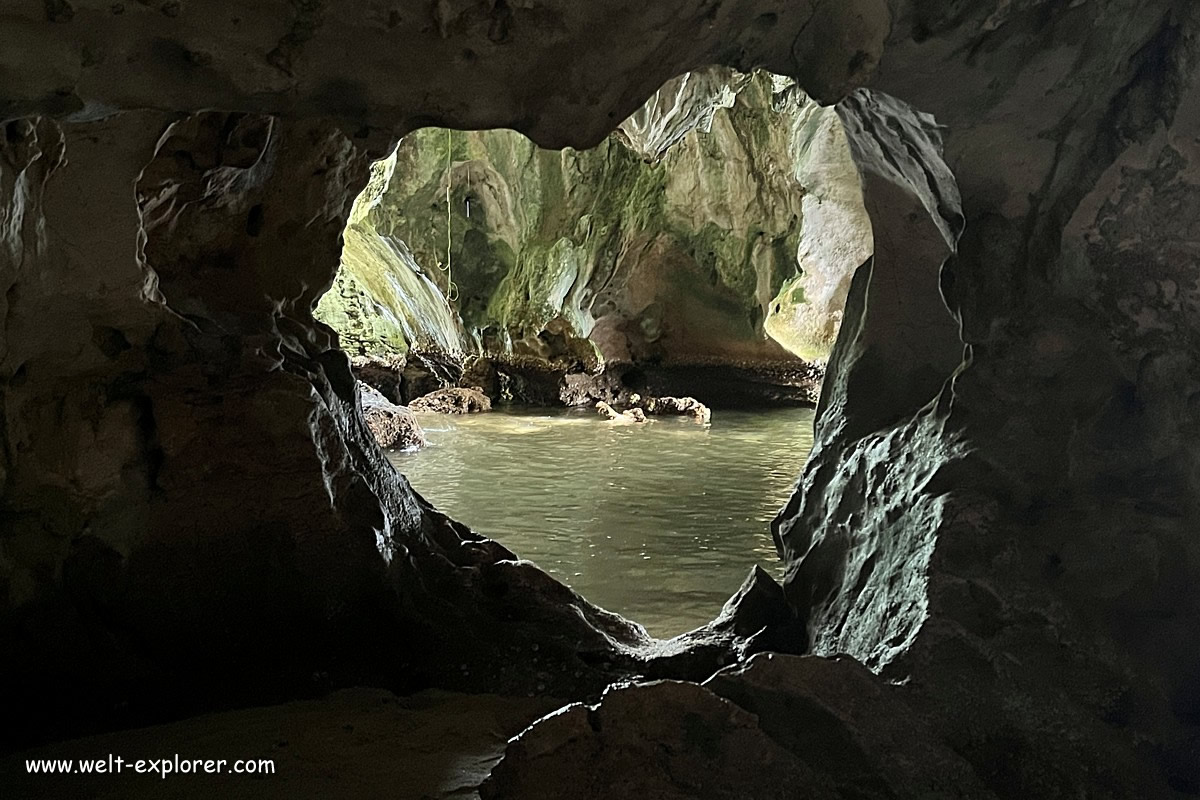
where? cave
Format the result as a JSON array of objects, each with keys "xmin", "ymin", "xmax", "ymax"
[
  {"xmin": 317, "ymin": 67, "xmax": 859, "ymax": 636},
  {"xmin": 321, "ymin": 68, "xmax": 853, "ymax": 411},
  {"xmin": 3, "ymin": 2, "xmax": 1200, "ymax": 799}
]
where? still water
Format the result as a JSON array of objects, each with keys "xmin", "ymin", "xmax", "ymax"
[{"xmin": 388, "ymin": 406, "xmax": 815, "ymax": 638}]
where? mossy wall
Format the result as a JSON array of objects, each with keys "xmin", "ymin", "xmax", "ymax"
[{"xmin": 317, "ymin": 69, "xmax": 871, "ymax": 366}]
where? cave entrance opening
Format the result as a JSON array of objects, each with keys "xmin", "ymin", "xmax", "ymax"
[{"xmin": 317, "ymin": 67, "xmax": 873, "ymax": 637}]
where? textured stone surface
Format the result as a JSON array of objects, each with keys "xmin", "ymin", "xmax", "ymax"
[
  {"xmin": 480, "ymin": 680, "xmax": 819, "ymax": 800},
  {"xmin": 409, "ymin": 386, "xmax": 491, "ymax": 414},
  {"xmin": 771, "ymin": 3, "xmax": 1200, "ymax": 797},
  {"xmin": 358, "ymin": 383, "xmax": 424, "ymax": 451},
  {"xmin": 594, "ymin": 401, "xmax": 646, "ymax": 424},
  {"xmin": 316, "ymin": 69, "xmax": 870, "ymax": 376},
  {"xmin": 484, "ymin": 655, "xmax": 993, "ymax": 799},
  {"xmin": 630, "ymin": 394, "xmax": 712, "ymax": 425},
  {"xmin": 0, "ymin": 0, "xmax": 890, "ymax": 146},
  {"xmin": 704, "ymin": 654, "xmax": 992, "ymax": 798},
  {"xmin": 1, "ymin": 111, "xmax": 775, "ymax": 749}
]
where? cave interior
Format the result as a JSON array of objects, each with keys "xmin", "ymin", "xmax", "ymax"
[{"xmin": 2, "ymin": 1, "xmax": 1200, "ymax": 798}]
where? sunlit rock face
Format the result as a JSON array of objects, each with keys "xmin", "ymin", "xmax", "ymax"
[
  {"xmin": 316, "ymin": 69, "xmax": 870, "ymax": 379},
  {"xmin": 1, "ymin": 0, "xmax": 1199, "ymax": 797}
]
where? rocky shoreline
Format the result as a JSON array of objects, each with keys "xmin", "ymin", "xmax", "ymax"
[{"xmin": 350, "ymin": 350, "xmax": 822, "ymax": 413}]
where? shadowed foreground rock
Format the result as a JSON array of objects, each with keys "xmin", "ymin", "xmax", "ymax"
[
  {"xmin": 482, "ymin": 680, "xmax": 816, "ymax": 800},
  {"xmin": 483, "ymin": 655, "xmax": 993, "ymax": 800},
  {"xmin": 1, "ymin": 689, "xmax": 561, "ymax": 800}
]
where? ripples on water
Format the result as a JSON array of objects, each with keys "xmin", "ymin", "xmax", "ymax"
[{"xmin": 388, "ymin": 406, "xmax": 816, "ymax": 638}]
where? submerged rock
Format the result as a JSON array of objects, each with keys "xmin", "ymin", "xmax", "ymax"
[
  {"xmin": 596, "ymin": 401, "xmax": 648, "ymax": 424},
  {"xmin": 410, "ymin": 386, "xmax": 492, "ymax": 414},
  {"xmin": 359, "ymin": 383, "xmax": 425, "ymax": 451},
  {"xmin": 631, "ymin": 394, "xmax": 712, "ymax": 424}
]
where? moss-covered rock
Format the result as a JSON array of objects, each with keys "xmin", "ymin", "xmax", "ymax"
[{"xmin": 317, "ymin": 69, "xmax": 870, "ymax": 369}]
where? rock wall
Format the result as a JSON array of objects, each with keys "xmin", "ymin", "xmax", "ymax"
[
  {"xmin": 771, "ymin": 3, "xmax": 1200, "ymax": 795},
  {"xmin": 0, "ymin": 109, "xmax": 808, "ymax": 747},
  {"xmin": 317, "ymin": 69, "xmax": 871, "ymax": 372}
]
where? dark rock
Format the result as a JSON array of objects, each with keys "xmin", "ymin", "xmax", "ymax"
[
  {"xmin": 481, "ymin": 681, "xmax": 821, "ymax": 800},
  {"xmin": 400, "ymin": 350, "xmax": 465, "ymax": 403},
  {"xmin": 461, "ymin": 355, "xmax": 499, "ymax": 400},
  {"xmin": 484, "ymin": 656, "xmax": 993, "ymax": 799},
  {"xmin": 643, "ymin": 566, "xmax": 806, "ymax": 681},
  {"xmin": 3, "ymin": 3, "xmax": 1200, "ymax": 797},
  {"xmin": 349, "ymin": 354, "xmax": 404, "ymax": 404},
  {"xmin": 705, "ymin": 654, "xmax": 994, "ymax": 798}
]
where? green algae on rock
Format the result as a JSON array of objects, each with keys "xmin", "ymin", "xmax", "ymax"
[{"xmin": 316, "ymin": 68, "xmax": 870, "ymax": 376}]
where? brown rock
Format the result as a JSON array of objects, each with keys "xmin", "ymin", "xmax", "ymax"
[
  {"xmin": 359, "ymin": 383, "xmax": 424, "ymax": 451},
  {"xmin": 410, "ymin": 386, "xmax": 492, "ymax": 414},
  {"xmin": 638, "ymin": 395, "xmax": 712, "ymax": 424}
]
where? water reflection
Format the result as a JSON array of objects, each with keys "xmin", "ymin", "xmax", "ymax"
[{"xmin": 389, "ymin": 406, "xmax": 815, "ymax": 637}]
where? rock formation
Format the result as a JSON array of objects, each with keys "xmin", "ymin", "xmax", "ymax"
[
  {"xmin": 409, "ymin": 386, "xmax": 492, "ymax": 414},
  {"xmin": 1, "ymin": 1, "xmax": 1198, "ymax": 797},
  {"xmin": 359, "ymin": 383, "xmax": 425, "ymax": 450},
  {"xmin": 630, "ymin": 394, "xmax": 713, "ymax": 425},
  {"xmin": 317, "ymin": 68, "xmax": 868, "ymax": 405},
  {"xmin": 595, "ymin": 401, "xmax": 648, "ymax": 424}
]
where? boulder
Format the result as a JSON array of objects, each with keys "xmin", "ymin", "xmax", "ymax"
[
  {"xmin": 482, "ymin": 657, "xmax": 992, "ymax": 799},
  {"xmin": 359, "ymin": 383, "xmax": 425, "ymax": 451},
  {"xmin": 595, "ymin": 401, "xmax": 648, "ymax": 423},
  {"xmin": 480, "ymin": 681, "xmax": 817, "ymax": 800},
  {"xmin": 632, "ymin": 394, "xmax": 712, "ymax": 424},
  {"xmin": 410, "ymin": 386, "xmax": 492, "ymax": 414}
]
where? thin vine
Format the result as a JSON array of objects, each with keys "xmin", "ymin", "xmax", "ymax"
[{"xmin": 440, "ymin": 128, "xmax": 460, "ymax": 303}]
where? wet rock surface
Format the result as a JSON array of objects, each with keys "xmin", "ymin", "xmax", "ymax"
[
  {"xmin": 595, "ymin": 401, "xmax": 647, "ymax": 424},
  {"xmin": 358, "ymin": 383, "xmax": 424, "ymax": 451},
  {"xmin": 631, "ymin": 394, "xmax": 712, "ymax": 425},
  {"xmin": 410, "ymin": 387, "xmax": 492, "ymax": 415}
]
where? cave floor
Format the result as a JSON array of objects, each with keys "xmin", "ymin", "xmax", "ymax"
[{"xmin": 1, "ymin": 689, "xmax": 562, "ymax": 800}]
